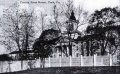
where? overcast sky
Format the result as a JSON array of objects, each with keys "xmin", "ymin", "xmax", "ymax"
[
  {"xmin": 75, "ymin": 0, "xmax": 119, "ymax": 12},
  {"xmin": 0, "ymin": 0, "xmax": 120, "ymax": 54},
  {"xmin": 0, "ymin": 0, "xmax": 120, "ymax": 16}
]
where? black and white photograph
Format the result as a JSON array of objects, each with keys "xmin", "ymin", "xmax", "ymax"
[{"xmin": 0, "ymin": 0, "xmax": 120, "ymax": 74}]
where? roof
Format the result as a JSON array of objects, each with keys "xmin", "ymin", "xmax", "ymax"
[
  {"xmin": 69, "ymin": 11, "xmax": 76, "ymax": 21},
  {"xmin": 10, "ymin": 50, "xmax": 34, "ymax": 54},
  {"xmin": 77, "ymin": 34, "xmax": 105, "ymax": 41},
  {"xmin": 62, "ymin": 30, "xmax": 81, "ymax": 35},
  {"xmin": 57, "ymin": 36, "xmax": 76, "ymax": 44}
]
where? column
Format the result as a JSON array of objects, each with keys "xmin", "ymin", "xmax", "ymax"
[
  {"xmin": 70, "ymin": 56, "xmax": 72, "ymax": 66},
  {"xmin": 49, "ymin": 57, "xmax": 51, "ymax": 67},
  {"xmin": 109, "ymin": 54, "xmax": 112, "ymax": 66},
  {"xmin": 93, "ymin": 54, "xmax": 96, "ymax": 66},
  {"xmin": 60, "ymin": 56, "xmax": 61, "ymax": 67},
  {"xmin": 81, "ymin": 55, "xmax": 83, "ymax": 66}
]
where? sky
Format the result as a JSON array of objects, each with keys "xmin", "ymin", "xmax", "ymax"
[
  {"xmin": 0, "ymin": 0, "xmax": 120, "ymax": 16},
  {"xmin": 74, "ymin": 0, "xmax": 120, "ymax": 13},
  {"xmin": 0, "ymin": 0, "xmax": 120, "ymax": 54}
]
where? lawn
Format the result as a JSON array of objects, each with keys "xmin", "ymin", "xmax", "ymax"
[{"xmin": 2, "ymin": 66, "xmax": 120, "ymax": 74}]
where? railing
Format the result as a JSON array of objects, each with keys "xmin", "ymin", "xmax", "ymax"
[{"xmin": 0, "ymin": 55, "xmax": 119, "ymax": 73}]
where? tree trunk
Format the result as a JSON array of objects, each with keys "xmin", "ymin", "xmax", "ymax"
[
  {"xmin": 43, "ymin": 58, "xmax": 45, "ymax": 68},
  {"xmin": 81, "ymin": 42, "xmax": 84, "ymax": 56},
  {"xmin": 101, "ymin": 42, "xmax": 105, "ymax": 55},
  {"xmin": 68, "ymin": 33, "xmax": 72, "ymax": 56},
  {"xmin": 40, "ymin": 58, "xmax": 45, "ymax": 68},
  {"xmin": 90, "ymin": 40, "xmax": 93, "ymax": 56},
  {"xmin": 86, "ymin": 41, "xmax": 89, "ymax": 56}
]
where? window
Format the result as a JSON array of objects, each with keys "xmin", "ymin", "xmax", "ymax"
[{"xmin": 76, "ymin": 53, "xmax": 79, "ymax": 57}]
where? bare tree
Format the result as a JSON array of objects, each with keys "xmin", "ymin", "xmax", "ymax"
[
  {"xmin": 34, "ymin": 8, "xmax": 47, "ymax": 35},
  {"xmin": 0, "ymin": 2, "xmax": 35, "ymax": 69}
]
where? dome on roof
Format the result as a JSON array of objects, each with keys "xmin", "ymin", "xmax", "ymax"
[{"xmin": 69, "ymin": 10, "xmax": 76, "ymax": 21}]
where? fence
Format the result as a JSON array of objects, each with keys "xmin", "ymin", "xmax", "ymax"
[{"xmin": 0, "ymin": 55, "xmax": 119, "ymax": 73}]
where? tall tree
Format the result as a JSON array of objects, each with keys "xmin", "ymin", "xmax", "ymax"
[
  {"xmin": 87, "ymin": 7, "xmax": 120, "ymax": 55},
  {"xmin": 0, "ymin": 3, "xmax": 35, "ymax": 69},
  {"xmin": 33, "ymin": 29, "xmax": 59, "ymax": 68}
]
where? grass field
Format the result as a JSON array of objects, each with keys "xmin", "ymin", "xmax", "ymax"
[{"xmin": 2, "ymin": 66, "xmax": 120, "ymax": 74}]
